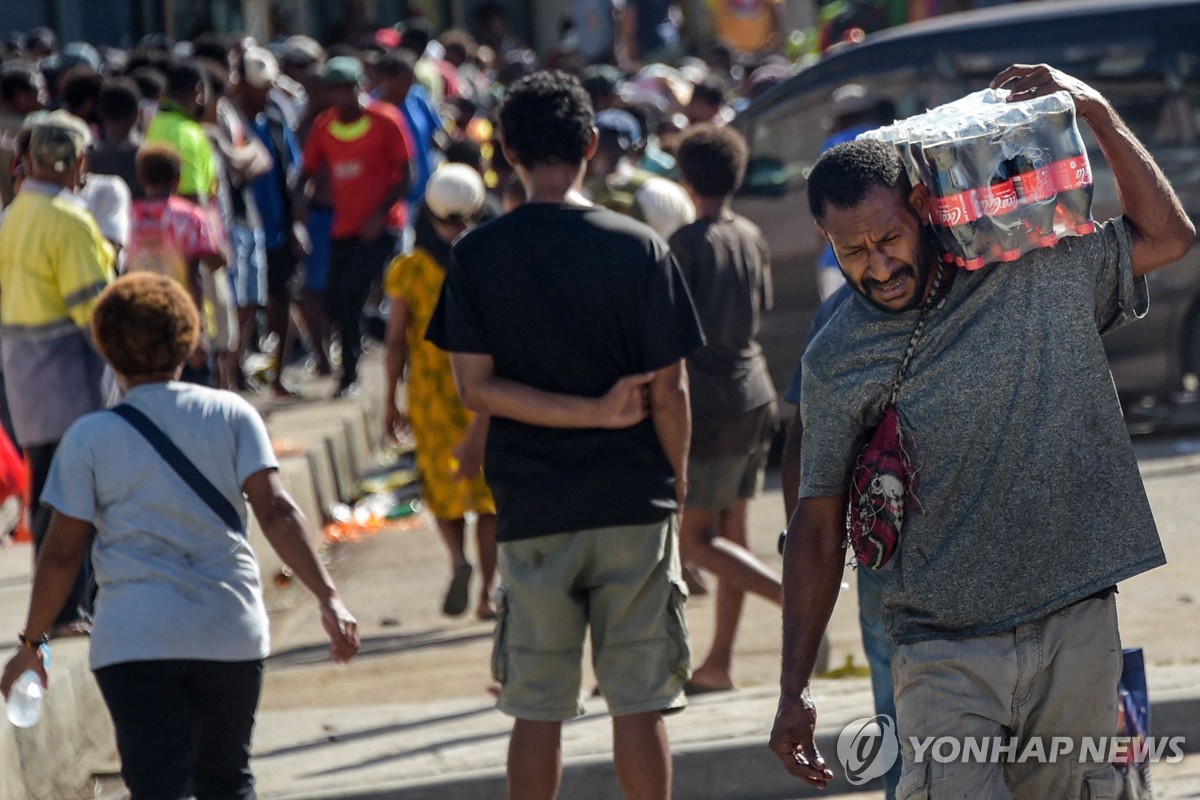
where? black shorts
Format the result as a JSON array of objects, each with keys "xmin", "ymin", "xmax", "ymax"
[{"xmin": 266, "ymin": 246, "xmax": 300, "ymax": 301}]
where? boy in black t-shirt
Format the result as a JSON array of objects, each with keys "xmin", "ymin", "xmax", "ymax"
[{"xmin": 428, "ymin": 71, "xmax": 704, "ymax": 799}]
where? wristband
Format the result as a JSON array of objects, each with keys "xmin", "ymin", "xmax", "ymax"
[{"xmin": 17, "ymin": 631, "xmax": 48, "ymax": 652}]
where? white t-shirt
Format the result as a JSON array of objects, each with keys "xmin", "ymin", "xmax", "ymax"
[
  {"xmin": 43, "ymin": 381, "xmax": 278, "ymax": 669},
  {"xmin": 78, "ymin": 173, "xmax": 132, "ymax": 250}
]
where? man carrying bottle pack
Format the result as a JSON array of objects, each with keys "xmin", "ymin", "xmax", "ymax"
[{"xmin": 770, "ymin": 64, "xmax": 1194, "ymax": 799}]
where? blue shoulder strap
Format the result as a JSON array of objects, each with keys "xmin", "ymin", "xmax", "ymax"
[{"xmin": 110, "ymin": 404, "xmax": 246, "ymax": 535}]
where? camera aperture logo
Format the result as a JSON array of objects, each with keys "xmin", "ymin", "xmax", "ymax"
[
  {"xmin": 834, "ymin": 714, "xmax": 1186, "ymax": 785},
  {"xmin": 837, "ymin": 715, "xmax": 900, "ymax": 786}
]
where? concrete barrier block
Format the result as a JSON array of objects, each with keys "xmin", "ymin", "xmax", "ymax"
[
  {"xmin": 278, "ymin": 430, "xmax": 352, "ymax": 504},
  {"xmin": 3, "ymin": 638, "xmax": 116, "ymax": 800}
]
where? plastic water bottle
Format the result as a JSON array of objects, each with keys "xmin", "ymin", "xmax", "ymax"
[{"xmin": 6, "ymin": 645, "xmax": 49, "ymax": 728}]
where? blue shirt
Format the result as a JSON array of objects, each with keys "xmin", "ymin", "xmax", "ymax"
[
  {"xmin": 251, "ymin": 115, "xmax": 302, "ymax": 251},
  {"xmin": 402, "ymin": 85, "xmax": 442, "ymax": 205}
]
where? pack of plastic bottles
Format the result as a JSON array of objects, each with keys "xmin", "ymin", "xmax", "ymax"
[{"xmin": 860, "ymin": 89, "xmax": 1095, "ymax": 270}]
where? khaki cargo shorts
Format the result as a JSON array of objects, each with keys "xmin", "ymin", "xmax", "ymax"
[
  {"xmin": 491, "ymin": 518, "xmax": 691, "ymax": 721},
  {"xmin": 686, "ymin": 450, "xmax": 768, "ymax": 510}
]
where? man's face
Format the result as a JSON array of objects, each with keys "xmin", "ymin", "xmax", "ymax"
[
  {"xmin": 327, "ymin": 83, "xmax": 360, "ymax": 119},
  {"xmin": 818, "ymin": 183, "xmax": 937, "ymax": 313},
  {"xmin": 684, "ymin": 99, "xmax": 718, "ymax": 126}
]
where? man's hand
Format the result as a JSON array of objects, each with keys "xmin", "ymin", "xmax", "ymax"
[
  {"xmin": 318, "ymin": 594, "xmax": 360, "ymax": 663},
  {"xmin": 990, "ymin": 63, "xmax": 1107, "ymax": 122},
  {"xmin": 769, "ymin": 688, "xmax": 835, "ymax": 788},
  {"xmin": 993, "ymin": 62, "xmax": 1195, "ymax": 275},
  {"xmin": 452, "ymin": 435, "xmax": 485, "ymax": 481},
  {"xmin": 289, "ymin": 221, "xmax": 312, "ymax": 259},
  {"xmin": 596, "ymin": 372, "xmax": 654, "ymax": 428}
]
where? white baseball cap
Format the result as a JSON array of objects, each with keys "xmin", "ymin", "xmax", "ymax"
[
  {"xmin": 242, "ymin": 46, "xmax": 280, "ymax": 89},
  {"xmin": 425, "ymin": 164, "xmax": 486, "ymax": 222}
]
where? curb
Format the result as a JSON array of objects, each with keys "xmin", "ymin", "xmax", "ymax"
[{"xmin": 266, "ymin": 692, "xmax": 1200, "ymax": 800}]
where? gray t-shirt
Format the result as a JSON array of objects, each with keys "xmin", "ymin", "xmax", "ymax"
[
  {"xmin": 43, "ymin": 382, "xmax": 278, "ymax": 669},
  {"xmin": 800, "ymin": 219, "xmax": 1165, "ymax": 645}
]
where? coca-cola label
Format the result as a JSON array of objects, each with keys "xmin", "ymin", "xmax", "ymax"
[
  {"xmin": 1015, "ymin": 166, "xmax": 1057, "ymax": 204},
  {"xmin": 979, "ymin": 180, "xmax": 1018, "ymax": 217},
  {"xmin": 1050, "ymin": 156, "xmax": 1092, "ymax": 191},
  {"xmin": 931, "ymin": 191, "xmax": 981, "ymax": 227}
]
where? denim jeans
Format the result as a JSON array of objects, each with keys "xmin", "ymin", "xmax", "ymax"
[{"xmin": 858, "ymin": 563, "xmax": 899, "ymax": 799}]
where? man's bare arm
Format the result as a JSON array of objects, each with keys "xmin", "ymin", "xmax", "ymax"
[
  {"xmin": 450, "ymin": 351, "xmax": 653, "ymax": 429},
  {"xmin": 648, "ymin": 359, "xmax": 689, "ymax": 504},
  {"xmin": 769, "ymin": 494, "xmax": 845, "ymax": 788},
  {"xmin": 780, "ymin": 405, "xmax": 803, "ymax": 523}
]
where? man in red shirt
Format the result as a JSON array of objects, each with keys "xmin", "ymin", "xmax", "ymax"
[{"xmin": 303, "ymin": 56, "xmax": 412, "ymax": 396}]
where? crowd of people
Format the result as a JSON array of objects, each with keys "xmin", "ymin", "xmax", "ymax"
[
  {"xmin": 0, "ymin": 15, "xmax": 796, "ymax": 625},
  {"xmin": 0, "ymin": 16, "xmax": 792, "ymax": 799}
]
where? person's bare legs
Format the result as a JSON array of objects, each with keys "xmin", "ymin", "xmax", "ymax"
[
  {"xmin": 236, "ymin": 305, "xmax": 260, "ymax": 387},
  {"xmin": 475, "ymin": 514, "xmax": 498, "ymax": 619},
  {"xmin": 299, "ymin": 290, "xmax": 332, "ymax": 375},
  {"xmin": 612, "ymin": 711, "xmax": 671, "ymax": 800},
  {"xmin": 690, "ymin": 502, "xmax": 753, "ymax": 689},
  {"xmin": 508, "ymin": 719, "xmax": 562, "ymax": 800},
  {"xmin": 436, "ymin": 518, "xmax": 468, "ymax": 565},
  {"xmin": 436, "ymin": 518, "xmax": 472, "ymax": 616},
  {"xmin": 679, "ymin": 505, "xmax": 782, "ymax": 601},
  {"xmin": 267, "ymin": 293, "xmax": 294, "ymax": 395},
  {"xmin": 680, "ymin": 501, "xmax": 781, "ymax": 690},
  {"xmin": 215, "ymin": 350, "xmax": 238, "ymax": 392}
]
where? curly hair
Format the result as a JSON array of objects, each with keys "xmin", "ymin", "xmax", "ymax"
[
  {"xmin": 676, "ymin": 124, "xmax": 748, "ymax": 199},
  {"xmin": 136, "ymin": 143, "xmax": 182, "ymax": 191},
  {"xmin": 498, "ymin": 71, "xmax": 594, "ymax": 169},
  {"xmin": 92, "ymin": 274, "xmax": 200, "ymax": 376},
  {"xmin": 807, "ymin": 138, "xmax": 909, "ymax": 221}
]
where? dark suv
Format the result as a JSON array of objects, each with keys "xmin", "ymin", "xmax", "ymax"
[{"xmin": 733, "ymin": 0, "xmax": 1200, "ymax": 406}]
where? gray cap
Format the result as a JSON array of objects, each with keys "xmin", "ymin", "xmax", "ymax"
[
  {"xmin": 321, "ymin": 56, "xmax": 364, "ymax": 86},
  {"xmin": 27, "ymin": 110, "xmax": 92, "ymax": 173}
]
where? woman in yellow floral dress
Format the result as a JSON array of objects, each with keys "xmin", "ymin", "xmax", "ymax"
[{"xmin": 383, "ymin": 165, "xmax": 497, "ymax": 619}]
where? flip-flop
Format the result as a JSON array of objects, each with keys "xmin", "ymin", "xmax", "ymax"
[
  {"xmin": 683, "ymin": 681, "xmax": 733, "ymax": 697},
  {"xmin": 442, "ymin": 562, "xmax": 473, "ymax": 616}
]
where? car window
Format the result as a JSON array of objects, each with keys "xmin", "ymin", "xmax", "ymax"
[{"xmin": 740, "ymin": 63, "xmax": 935, "ymax": 197}]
